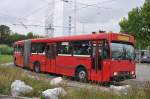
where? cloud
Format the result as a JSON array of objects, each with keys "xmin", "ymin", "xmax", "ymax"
[{"xmin": 0, "ymin": 0, "xmax": 145, "ymax": 36}]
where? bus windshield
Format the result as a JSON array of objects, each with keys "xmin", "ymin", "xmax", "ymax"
[{"xmin": 111, "ymin": 42, "xmax": 135, "ymax": 60}]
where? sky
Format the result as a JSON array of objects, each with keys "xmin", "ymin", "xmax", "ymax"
[{"xmin": 0, "ymin": 0, "xmax": 145, "ymax": 36}]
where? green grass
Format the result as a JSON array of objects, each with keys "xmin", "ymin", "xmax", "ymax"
[
  {"xmin": 0, "ymin": 55, "xmax": 13, "ymax": 64},
  {"xmin": 60, "ymin": 87, "xmax": 150, "ymax": 99},
  {"xmin": 0, "ymin": 65, "xmax": 53, "ymax": 97}
]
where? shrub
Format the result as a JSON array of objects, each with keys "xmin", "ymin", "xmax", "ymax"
[{"xmin": 0, "ymin": 45, "xmax": 13, "ymax": 55}]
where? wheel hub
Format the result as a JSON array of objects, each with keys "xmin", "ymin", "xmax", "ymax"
[{"xmin": 79, "ymin": 71, "xmax": 86, "ymax": 79}]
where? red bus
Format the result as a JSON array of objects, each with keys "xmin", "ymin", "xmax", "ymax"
[{"xmin": 13, "ymin": 33, "xmax": 136, "ymax": 82}]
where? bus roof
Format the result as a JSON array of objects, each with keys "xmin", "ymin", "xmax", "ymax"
[{"xmin": 14, "ymin": 32, "xmax": 134, "ymax": 44}]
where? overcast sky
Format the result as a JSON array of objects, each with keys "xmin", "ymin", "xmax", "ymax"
[{"xmin": 0, "ymin": 0, "xmax": 145, "ymax": 36}]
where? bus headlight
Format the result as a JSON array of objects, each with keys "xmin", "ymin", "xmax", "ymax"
[
  {"xmin": 113, "ymin": 72, "xmax": 118, "ymax": 76},
  {"xmin": 131, "ymin": 71, "xmax": 135, "ymax": 75}
]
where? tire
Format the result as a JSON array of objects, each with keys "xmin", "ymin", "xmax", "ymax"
[
  {"xmin": 14, "ymin": 58, "xmax": 17, "ymax": 66},
  {"xmin": 34, "ymin": 62, "xmax": 40, "ymax": 73},
  {"xmin": 76, "ymin": 67, "xmax": 88, "ymax": 82}
]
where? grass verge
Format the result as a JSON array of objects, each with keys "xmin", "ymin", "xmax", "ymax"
[
  {"xmin": 0, "ymin": 55, "xmax": 13, "ymax": 64},
  {"xmin": 0, "ymin": 65, "xmax": 52, "ymax": 97},
  {"xmin": 60, "ymin": 86, "xmax": 150, "ymax": 99}
]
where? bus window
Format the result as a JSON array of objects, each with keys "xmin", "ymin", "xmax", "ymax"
[
  {"xmin": 92, "ymin": 43, "xmax": 96, "ymax": 69},
  {"xmin": 14, "ymin": 45, "xmax": 17, "ymax": 53},
  {"xmin": 31, "ymin": 43, "xmax": 46, "ymax": 53},
  {"xmin": 46, "ymin": 44, "xmax": 56, "ymax": 59},
  {"xmin": 57, "ymin": 42, "xmax": 72, "ymax": 55},
  {"xmin": 98, "ymin": 40, "xmax": 103, "ymax": 70},
  {"xmin": 103, "ymin": 40, "xmax": 110, "ymax": 59},
  {"xmin": 17, "ymin": 45, "xmax": 22, "ymax": 53},
  {"xmin": 73, "ymin": 41, "xmax": 91, "ymax": 56},
  {"xmin": 98, "ymin": 40, "xmax": 110, "ymax": 70},
  {"xmin": 19, "ymin": 45, "xmax": 24, "ymax": 55}
]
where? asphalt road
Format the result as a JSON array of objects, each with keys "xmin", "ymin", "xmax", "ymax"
[
  {"xmin": 123, "ymin": 63, "xmax": 150, "ymax": 87},
  {"xmin": 136, "ymin": 63, "xmax": 150, "ymax": 82}
]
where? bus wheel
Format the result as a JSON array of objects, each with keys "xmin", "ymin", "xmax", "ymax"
[
  {"xmin": 14, "ymin": 59, "xmax": 17, "ymax": 66},
  {"xmin": 34, "ymin": 62, "xmax": 40, "ymax": 73},
  {"xmin": 76, "ymin": 67, "xmax": 87, "ymax": 82}
]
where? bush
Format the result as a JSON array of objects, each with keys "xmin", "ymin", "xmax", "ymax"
[{"xmin": 0, "ymin": 45, "xmax": 13, "ymax": 55}]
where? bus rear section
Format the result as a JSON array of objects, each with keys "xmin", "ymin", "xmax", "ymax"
[{"xmin": 13, "ymin": 41, "xmax": 24, "ymax": 67}]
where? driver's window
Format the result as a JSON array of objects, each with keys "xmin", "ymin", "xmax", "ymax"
[
  {"xmin": 103, "ymin": 40, "xmax": 110, "ymax": 59},
  {"xmin": 98, "ymin": 40, "xmax": 103, "ymax": 70}
]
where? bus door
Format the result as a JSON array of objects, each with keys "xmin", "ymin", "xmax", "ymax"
[
  {"xmin": 101, "ymin": 40, "xmax": 110, "ymax": 82},
  {"xmin": 91, "ymin": 41, "xmax": 103, "ymax": 81},
  {"xmin": 15, "ymin": 45, "xmax": 20, "ymax": 66},
  {"xmin": 20, "ymin": 45, "xmax": 24, "ymax": 67},
  {"xmin": 45, "ymin": 43, "xmax": 56, "ymax": 73},
  {"xmin": 91, "ymin": 40, "xmax": 110, "ymax": 82},
  {"xmin": 17, "ymin": 44, "xmax": 23, "ymax": 67}
]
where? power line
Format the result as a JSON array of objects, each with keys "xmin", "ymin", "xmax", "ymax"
[
  {"xmin": 20, "ymin": 0, "xmax": 60, "ymax": 21},
  {"xmin": 39, "ymin": 0, "xmax": 52, "ymax": 4},
  {"xmin": 13, "ymin": 23, "xmax": 74, "ymax": 29},
  {"xmin": 21, "ymin": 4, "xmax": 48, "ymax": 20},
  {"xmin": 63, "ymin": 0, "xmax": 111, "ymax": 9},
  {"xmin": 61, "ymin": 0, "xmax": 112, "ymax": 14}
]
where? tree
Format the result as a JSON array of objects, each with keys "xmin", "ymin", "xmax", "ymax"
[
  {"xmin": 0, "ymin": 24, "xmax": 41, "ymax": 46},
  {"xmin": 0, "ymin": 25, "xmax": 11, "ymax": 44},
  {"xmin": 27, "ymin": 32, "xmax": 34, "ymax": 39},
  {"xmin": 146, "ymin": 0, "xmax": 150, "ymax": 3},
  {"xmin": 119, "ymin": 0, "xmax": 150, "ymax": 49}
]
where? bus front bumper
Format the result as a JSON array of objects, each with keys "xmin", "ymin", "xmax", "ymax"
[{"xmin": 110, "ymin": 73, "xmax": 136, "ymax": 82}]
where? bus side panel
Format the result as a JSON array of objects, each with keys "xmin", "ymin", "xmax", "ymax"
[
  {"xmin": 56, "ymin": 56, "xmax": 91, "ymax": 77},
  {"xmin": 102, "ymin": 60, "xmax": 111, "ymax": 82},
  {"xmin": 29, "ymin": 54, "xmax": 46, "ymax": 72},
  {"xmin": 15, "ymin": 53, "xmax": 20, "ymax": 66},
  {"xmin": 20, "ymin": 53, "xmax": 24, "ymax": 67}
]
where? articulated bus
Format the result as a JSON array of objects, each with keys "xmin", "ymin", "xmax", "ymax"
[{"xmin": 13, "ymin": 33, "xmax": 136, "ymax": 83}]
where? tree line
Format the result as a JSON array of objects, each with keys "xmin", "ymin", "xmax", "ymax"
[
  {"xmin": 119, "ymin": 0, "xmax": 150, "ymax": 49},
  {"xmin": 0, "ymin": 25, "xmax": 42, "ymax": 46}
]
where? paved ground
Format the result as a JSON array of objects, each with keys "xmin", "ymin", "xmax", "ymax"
[
  {"xmin": 0, "ymin": 95, "xmax": 38, "ymax": 99},
  {"xmin": 136, "ymin": 63, "xmax": 150, "ymax": 81},
  {"xmin": 122, "ymin": 63, "xmax": 150, "ymax": 87}
]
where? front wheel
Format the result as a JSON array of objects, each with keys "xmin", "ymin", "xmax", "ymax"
[
  {"xmin": 34, "ymin": 62, "xmax": 41, "ymax": 73},
  {"xmin": 76, "ymin": 67, "xmax": 88, "ymax": 82}
]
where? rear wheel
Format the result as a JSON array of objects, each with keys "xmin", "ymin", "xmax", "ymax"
[
  {"xmin": 34, "ymin": 62, "xmax": 40, "ymax": 73},
  {"xmin": 76, "ymin": 67, "xmax": 88, "ymax": 82},
  {"xmin": 14, "ymin": 58, "xmax": 17, "ymax": 66}
]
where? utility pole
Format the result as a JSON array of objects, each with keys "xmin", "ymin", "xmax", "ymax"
[
  {"xmin": 80, "ymin": 21, "xmax": 87, "ymax": 34},
  {"xmin": 74, "ymin": 0, "xmax": 77, "ymax": 35},
  {"xmin": 45, "ymin": 0, "xmax": 55, "ymax": 37},
  {"xmin": 68, "ymin": 16, "xmax": 72, "ymax": 36}
]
